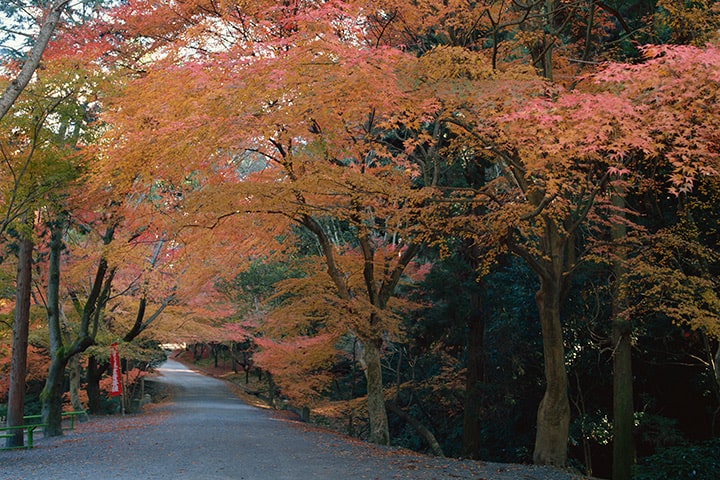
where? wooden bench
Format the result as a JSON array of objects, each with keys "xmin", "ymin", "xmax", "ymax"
[{"xmin": 0, "ymin": 423, "xmax": 46, "ymax": 450}]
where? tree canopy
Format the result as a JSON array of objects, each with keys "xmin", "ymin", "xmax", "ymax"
[{"xmin": 1, "ymin": 0, "xmax": 719, "ymax": 477}]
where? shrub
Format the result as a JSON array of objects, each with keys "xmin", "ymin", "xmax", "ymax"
[{"xmin": 633, "ymin": 439, "xmax": 720, "ymax": 480}]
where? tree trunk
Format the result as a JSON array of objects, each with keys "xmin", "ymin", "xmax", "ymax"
[
  {"xmin": 362, "ymin": 337, "xmax": 390, "ymax": 445},
  {"xmin": 86, "ymin": 356, "xmax": 105, "ymax": 414},
  {"xmin": 528, "ymin": 219, "xmax": 574, "ymax": 469},
  {"xmin": 715, "ymin": 342, "xmax": 720, "ymax": 395},
  {"xmin": 193, "ymin": 343, "xmax": 205, "ymax": 361},
  {"xmin": 612, "ymin": 187, "xmax": 635, "ymax": 480},
  {"xmin": 42, "ymin": 353, "xmax": 68, "ymax": 436},
  {"xmin": 462, "ymin": 290, "xmax": 486, "ymax": 459},
  {"xmin": 5, "ymin": 236, "xmax": 33, "ymax": 449},
  {"xmin": 62, "ymin": 301, "xmax": 84, "ymax": 413},
  {"xmin": 88, "ymin": 288, "xmax": 170, "ymax": 413},
  {"xmin": 267, "ymin": 372, "xmax": 276, "ymax": 408},
  {"xmin": 68, "ymin": 354, "xmax": 83, "ymax": 412},
  {"xmin": 612, "ymin": 319, "xmax": 634, "ymax": 480},
  {"xmin": 509, "ymin": 216, "xmax": 573, "ymax": 467},
  {"xmin": 300, "ymin": 212, "xmax": 416, "ymax": 448},
  {"xmin": 541, "ymin": 0, "xmax": 557, "ymax": 81},
  {"xmin": 42, "ymin": 223, "xmax": 68, "ymax": 436},
  {"xmin": 386, "ymin": 401, "xmax": 444, "ymax": 456},
  {"xmin": 532, "ymin": 276, "xmax": 570, "ymax": 466}
]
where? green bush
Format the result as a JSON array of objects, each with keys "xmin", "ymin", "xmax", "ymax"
[{"xmin": 633, "ymin": 439, "xmax": 720, "ymax": 480}]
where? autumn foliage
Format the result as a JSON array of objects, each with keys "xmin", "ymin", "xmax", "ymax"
[{"xmin": 0, "ymin": 0, "xmax": 719, "ymax": 475}]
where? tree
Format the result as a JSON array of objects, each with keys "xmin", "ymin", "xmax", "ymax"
[
  {"xmin": 12, "ymin": 4, "xmax": 200, "ymax": 423},
  {"xmin": 597, "ymin": 44, "xmax": 720, "ymax": 476},
  {"xmin": 83, "ymin": 232, "xmax": 181, "ymax": 413},
  {"xmin": 609, "ymin": 181, "xmax": 634, "ymax": 480},
  {"xmin": 357, "ymin": 4, "xmax": 717, "ymax": 466},
  {"xmin": 418, "ymin": 40, "xmax": 719, "ymax": 467},
  {"xmin": 96, "ymin": 0, "xmax": 443, "ymax": 445},
  {"xmin": 44, "ymin": 0, "xmax": 719, "ymax": 467},
  {"xmin": 42, "ymin": 223, "xmax": 116, "ymax": 435},
  {"xmin": 2, "ymin": 37, "xmax": 117, "ymax": 434},
  {"xmin": 1, "ymin": 28, "xmax": 93, "ymax": 440}
]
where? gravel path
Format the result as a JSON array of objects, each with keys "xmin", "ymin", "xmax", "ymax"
[{"xmin": 1, "ymin": 359, "xmax": 592, "ymax": 479}]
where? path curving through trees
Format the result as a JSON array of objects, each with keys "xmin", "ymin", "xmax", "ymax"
[{"xmin": 0, "ymin": 359, "xmax": 590, "ymax": 479}]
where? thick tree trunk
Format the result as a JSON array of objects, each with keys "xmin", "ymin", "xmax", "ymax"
[
  {"xmin": 462, "ymin": 290, "xmax": 486, "ymax": 459},
  {"xmin": 300, "ymin": 214, "xmax": 416, "ymax": 448},
  {"xmin": 509, "ymin": 216, "xmax": 573, "ymax": 466},
  {"xmin": 86, "ymin": 356, "xmax": 105, "ymax": 414},
  {"xmin": 42, "ymin": 354, "xmax": 69, "ymax": 436},
  {"xmin": 5, "ymin": 236, "xmax": 33, "ymax": 449},
  {"xmin": 363, "ymin": 338, "xmax": 390, "ymax": 445},
  {"xmin": 532, "ymin": 276, "xmax": 570, "ymax": 466}
]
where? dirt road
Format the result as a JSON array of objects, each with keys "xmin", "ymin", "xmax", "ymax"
[{"xmin": 0, "ymin": 359, "xmax": 589, "ymax": 479}]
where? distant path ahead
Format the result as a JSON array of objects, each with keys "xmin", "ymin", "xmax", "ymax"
[{"xmin": 1, "ymin": 359, "xmax": 587, "ymax": 480}]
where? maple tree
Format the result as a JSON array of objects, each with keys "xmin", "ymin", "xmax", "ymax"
[
  {"xmin": 598, "ymin": 49, "xmax": 719, "ymax": 477},
  {"xmin": 0, "ymin": 0, "xmax": 717, "ymax": 474},
  {"xmin": 391, "ymin": 39, "xmax": 718, "ymax": 467},
  {"xmin": 22, "ymin": 39, "xmax": 122, "ymax": 433},
  {"xmin": 654, "ymin": 0, "xmax": 720, "ymax": 45},
  {"xmin": 8, "ymin": 4, "xmax": 240, "ymax": 424},
  {"xmin": 42, "ymin": 220, "xmax": 118, "ymax": 434},
  {"xmin": 49, "ymin": 138, "xmax": 238, "ymax": 418},
  {"xmin": 95, "ymin": 0, "xmax": 438, "ymax": 445},
  {"xmin": 6, "ymin": 5, "xmax": 178, "ymax": 431},
  {"xmin": 0, "ymin": 27, "xmax": 96, "ymax": 441},
  {"xmin": 608, "ymin": 44, "xmax": 719, "ymax": 478},
  {"xmin": 89, "ymin": 0, "xmax": 720, "ymax": 465},
  {"xmin": 402, "ymin": 6, "xmax": 720, "ymax": 467},
  {"xmin": 451, "ymin": 89, "xmax": 644, "ymax": 467}
]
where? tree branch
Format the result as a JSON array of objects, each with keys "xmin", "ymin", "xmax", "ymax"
[
  {"xmin": 596, "ymin": 1, "xmax": 632, "ymax": 35},
  {"xmin": 0, "ymin": 0, "xmax": 71, "ymax": 121}
]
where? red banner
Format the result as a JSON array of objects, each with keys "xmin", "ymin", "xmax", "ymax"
[{"xmin": 109, "ymin": 342, "xmax": 122, "ymax": 397}]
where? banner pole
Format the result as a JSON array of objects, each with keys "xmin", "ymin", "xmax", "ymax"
[
  {"xmin": 121, "ymin": 349, "xmax": 126, "ymax": 416},
  {"xmin": 121, "ymin": 376, "xmax": 126, "ymax": 416}
]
